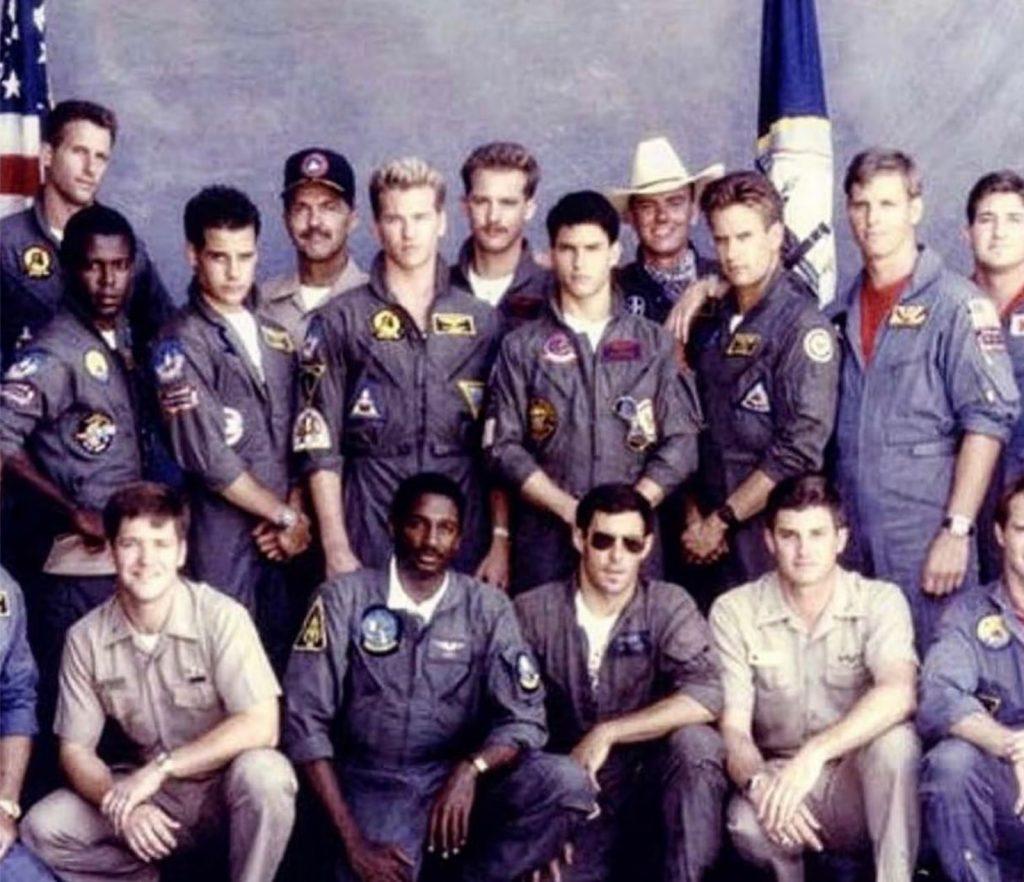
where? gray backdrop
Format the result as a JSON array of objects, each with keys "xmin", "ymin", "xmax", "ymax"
[{"xmin": 49, "ymin": 1, "xmax": 1024, "ymax": 300}]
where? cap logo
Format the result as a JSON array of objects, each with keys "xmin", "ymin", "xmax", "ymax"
[{"xmin": 301, "ymin": 152, "xmax": 328, "ymax": 178}]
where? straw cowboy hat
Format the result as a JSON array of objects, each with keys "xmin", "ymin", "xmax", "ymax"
[{"xmin": 607, "ymin": 136, "xmax": 724, "ymax": 214}]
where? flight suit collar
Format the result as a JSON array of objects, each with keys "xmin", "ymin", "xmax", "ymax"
[
  {"xmin": 454, "ymin": 236, "xmax": 545, "ymax": 298},
  {"xmin": 62, "ymin": 303, "xmax": 135, "ymax": 362},
  {"xmin": 543, "ymin": 284, "xmax": 630, "ymax": 329},
  {"xmin": 30, "ymin": 192, "xmax": 60, "ymax": 248},
  {"xmin": 753, "ymin": 569, "xmax": 866, "ymax": 637},
  {"xmin": 989, "ymin": 580, "xmax": 1024, "ymax": 645},
  {"xmin": 721, "ymin": 266, "xmax": 787, "ymax": 330},
  {"xmin": 188, "ymin": 279, "xmax": 270, "ymax": 395},
  {"xmin": 563, "ymin": 573, "xmax": 648, "ymax": 633},
  {"xmin": 366, "ymin": 251, "xmax": 454, "ymax": 308},
  {"xmin": 263, "ymin": 258, "xmax": 365, "ymax": 304},
  {"xmin": 101, "ymin": 579, "xmax": 201, "ymax": 648}
]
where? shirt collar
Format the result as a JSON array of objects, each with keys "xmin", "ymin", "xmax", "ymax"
[
  {"xmin": 754, "ymin": 568, "xmax": 864, "ymax": 632},
  {"xmin": 102, "ymin": 579, "xmax": 200, "ymax": 647},
  {"xmin": 386, "ymin": 557, "xmax": 450, "ymax": 624}
]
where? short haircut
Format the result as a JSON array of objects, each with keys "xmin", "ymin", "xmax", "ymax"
[
  {"xmin": 183, "ymin": 185, "xmax": 261, "ymax": 250},
  {"xmin": 44, "ymin": 99, "xmax": 118, "ymax": 147},
  {"xmin": 368, "ymin": 157, "xmax": 446, "ymax": 220},
  {"xmin": 843, "ymin": 148, "xmax": 922, "ymax": 199},
  {"xmin": 764, "ymin": 474, "xmax": 846, "ymax": 531},
  {"xmin": 60, "ymin": 204, "xmax": 137, "ymax": 271},
  {"xmin": 994, "ymin": 474, "xmax": 1024, "ymax": 529},
  {"xmin": 700, "ymin": 170, "xmax": 783, "ymax": 228},
  {"xmin": 965, "ymin": 169, "xmax": 1024, "ymax": 224},
  {"xmin": 460, "ymin": 141, "xmax": 540, "ymax": 199},
  {"xmin": 546, "ymin": 190, "xmax": 620, "ymax": 245},
  {"xmin": 576, "ymin": 483, "xmax": 655, "ymax": 536},
  {"xmin": 389, "ymin": 472, "xmax": 465, "ymax": 529},
  {"xmin": 103, "ymin": 481, "xmax": 190, "ymax": 543}
]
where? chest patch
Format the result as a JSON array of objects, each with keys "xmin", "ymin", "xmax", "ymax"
[
  {"xmin": 610, "ymin": 630, "xmax": 651, "ymax": 656},
  {"xmin": 84, "ymin": 349, "xmax": 109, "ymax": 383},
  {"xmin": 432, "ymin": 313, "xmax": 476, "ymax": 336},
  {"xmin": 725, "ymin": 332, "xmax": 760, "ymax": 357},
  {"xmin": 75, "ymin": 412, "xmax": 116, "ymax": 454},
  {"xmin": 542, "ymin": 331, "xmax": 577, "ymax": 364},
  {"xmin": 370, "ymin": 308, "xmax": 405, "ymax": 342},
  {"xmin": 601, "ymin": 338, "xmax": 642, "ymax": 362},
  {"xmin": 976, "ymin": 614, "xmax": 1011, "ymax": 650},
  {"xmin": 293, "ymin": 406, "xmax": 331, "ymax": 451},
  {"xmin": 360, "ymin": 605, "xmax": 402, "ymax": 655},
  {"xmin": 739, "ymin": 380, "xmax": 772, "ymax": 414},
  {"xmin": 527, "ymin": 397, "xmax": 558, "ymax": 441},
  {"xmin": 261, "ymin": 324, "xmax": 294, "ymax": 353},
  {"xmin": 21, "ymin": 245, "xmax": 53, "ymax": 279},
  {"xmin": 889, "ymin": 304, "xmax": 927, "ymax": 328},
  {"xmin": 294, "ymin": 597, "xmax": 327, "ymax": 652}
]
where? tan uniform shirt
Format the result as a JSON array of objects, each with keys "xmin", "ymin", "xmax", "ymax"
[
  {"xmin": 709, "ymin": 568, "xmax": 916, "ymax": 757},
  {"xmin": 55, "ymin": 579, "xmax": 280, "ymax": 762},
  {"xmin": 260, "ymin": 259, "xmax": 368, "ymax": 347}
]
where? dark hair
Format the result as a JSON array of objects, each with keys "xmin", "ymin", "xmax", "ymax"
[
  {"xmin": 183, "ymin": 185, "xmax": 261, "ymax": 250},
  {"xmin": 576, "ymin": 483, "xmax": 655, "ymax": 535},
  {"xmin": 546, "ymin": 190, "xmax": 619, "ymax": 245},
  {"xmin": 389, "ymin": 472, "xmax": 465, "ymax": 528},
  {"xmin": 44, "ymin": 99, "xmax": 118, "ymax": 147},
  {"xmin": 59, "ymin": 204, "xmax": 137, "ymax": 271},
  {"xmin": 460, "ymin": 141, "xmax": 540, "ymax": 199},
  {"xmin": 764, "ymin": 474, "xmax": 846, "ymax": 530},
  {"xmin": 700, "ymin": 170, "xmax": 783, "ymax": 228},
  {"xmin": 995, "ymin": 474, "xmax": 1024, "ymax": 529},
  {"xmin": 966, "ymin": 169, "xmax": 1024, "ymax": 224},
  {"xmin": 103, "ymin": 481, "xmax": 190, "ymax": 543},
  {"xmin": 843, "ymin": 148, "xmax": 922, "ymax": 199}
]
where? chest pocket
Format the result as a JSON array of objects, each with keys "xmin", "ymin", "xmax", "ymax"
[
  {"xmin": 425, "ymin": 636, "xmax": 474, "ymax": 700},
  {"xmin": 604, "ymin": 630, "xmax": 655, "ymax": 710},
  {"xmin": 171, "ymin": 679, "xmax": 219, "ymax": 709},
  {"xmin": 824, "ymin": 629, "xmax": 870, "ymax": 694},
  {"xmin": 749, "ymin": 647, "xmax": 795, "ymax": 693}
]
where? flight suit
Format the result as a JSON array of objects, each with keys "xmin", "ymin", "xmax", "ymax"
[
  {"xmin": 514, "ymin": 577, "xmax": 726, "ymax": 882},
  {"xmin": 20, "ymin": 579, "xmax": 297, "ymax": 882},
  {"xmin": 154, "ymin": 285, "xmax": 298, "ymax": 667},
  {"xmin": 832, "ymin": 247, "xmax": 1019, "ymax": 652},
  {"xmin": 486, "ymin": 297, "xmax": 701, "ymax": 591},
  {"xmin": 295, "ymin": 255, "xmax": 500, "ymax": 572},
  {"xmin": 710, "ymin": 569, "xmax": 921, "ymax": 882},
  {"xmin": 918, "ymin": 581, "xmax": 1024, "ymax": 881},
  {"xmin": 283, "ymin": 566, "xmax": 596, "ymax": 882},
  {"xmin": 689, "ymin": 270, "xmax": 839, "ymax": 594},
  {"xmin": 616, "ymin": 244, "xmax": 717, "ymax": 324}
]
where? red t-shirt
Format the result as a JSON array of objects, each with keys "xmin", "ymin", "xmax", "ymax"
[{"xmin": 860, "ymin": 275, "xmax": 912, "ymax": 363}]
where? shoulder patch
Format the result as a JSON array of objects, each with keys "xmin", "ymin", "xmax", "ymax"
[
  {"xmin": 5, "ymin": 351, "xmax": 44, "ymax": 381},
  {"xmin": 223, "ymin": 407, "xmax": 244, "ymax": 446},
  {"xmin": 0, "ymin": 381, "xmax": 38, "ymax": 410},
  {"xmin": 349, "ymin": 382, "xmax": 383, "ymax": 420},
  {"xmin": 293, "ymin": 406, "xmax": 331, "ymax": 451},
  {"xmin": 0, "ymin": 590, "xmax": 8, "ymax": 617},
  {"xmin": 456, "ymin": 379, "xmax": 485, "ymax": 420},
  {"xmin": 624, "ymin": 294, "xmax": 648, "ymax": 317},
  {"xmin": 802, "ymin": 327, "xmax": 834, "ymax": 363},
  {"xmin": 294, "ymin": 597, "xmax": 327, "ymax": 652},
  {"xmin": 516, "ymin": 651, "xmax": 541, "ymax": 692},
  {"xmin": 976, "ymin": 613, "xmax": 1011, "ymax": 650},
  {"xmin": 153, "ymin": 339, "xmax": 186, "ymax": 384},
  {"xmin": 432, "ymin": 312, "xmax": 476, "ymax": 336},
  {"xmin": 739, "ymin": 380, "xmax": 772, "ymax": 413}
]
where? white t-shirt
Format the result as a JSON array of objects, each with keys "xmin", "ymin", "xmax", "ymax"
[
  {"xmin": 575, "ymin": 591, "xmax": 621, "ymax": 688},
  {"xmin": 222, "ymin": 309, "xmax": 265, "ymax": 379},
  {"xmin": 386, "ymin": 557, "xmax": 449, "ymax": 624},
  {"xmin": 563, "ymin": 312, "xmax": 610, "ymax": 352},
  {"xmin": 99, "ymin": 329, "xmax": 117, "ymax": 350},
  {"xmin": 298, "ymin": 284, "xmax": 332, "ymax": 313},
  {"xmin": 467, "ymin": 266, "xmax": 515, "ymax": 307}
]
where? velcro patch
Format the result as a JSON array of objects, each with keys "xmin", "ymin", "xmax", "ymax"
[
  {"xmin": 889, "ymin": 305, "xmax": 927, "ymax": 328},
  {"xmin": 725, "ymin": 332, "xmax": 760, "ymax": 357},
  {"xmin": 739, "ymin": 380, "xmax": 771, "ymax": 413},
  {"xmin": 293, "ymin": 407, "xmax": 331, "ymax": 452},
  {"xmin": 601, "ymin": 338, "xmax": 641, "ymax": 362},
  {"xmin": 432, "ymin": 313, "xmax": 476, "ymax": 336},
  {"xmin": 802, "ymin": 328, "xmax": 834, "ymax": 363},
  {"xmin": 294, "ymin": 597, "xmax": 327, "ymax": 652}
]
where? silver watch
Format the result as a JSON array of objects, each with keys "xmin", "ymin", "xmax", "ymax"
[{"xmin": 276, "ymin": 506, "xmax": 298, "ymax": 529}]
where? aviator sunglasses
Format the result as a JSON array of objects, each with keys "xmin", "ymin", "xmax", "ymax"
[{"xmin": 588, "ymin": 530, "xmax": 647, "ymax": 555}]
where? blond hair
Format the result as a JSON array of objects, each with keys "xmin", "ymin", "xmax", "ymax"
[{"xmin": 369, "ymin": 157, "xmax": 446, "ymax": 219}]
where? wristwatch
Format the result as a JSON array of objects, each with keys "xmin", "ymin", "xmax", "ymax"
[
  {"xmin": 275, "ymin": 506, "xmax": 299, "ymax": 530},
  {"xmin": 0, "ymin": 798, "xmax": 21, "ymax": 821},
  {"xmin": 154, "ymin": 750, "xmax": 176, "ymax": 778},
  {"xmin": 470, "ymin": 755, "xmax": 489, "ymax": 776},
  {"xmin": 744, "ymin": 772, "xmax": 767, "ymax": 796},
  {"xmin": 715, "ymin": 503, "xmax": 740, "ymax": 530},
  {"xmin": 942, "ymin": 514, "xmax": 975, "ymax": 537}
]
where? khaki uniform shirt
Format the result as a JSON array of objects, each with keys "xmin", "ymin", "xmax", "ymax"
[
  {"xmin": 261, "ymin": 259, "xmax": 368, "ymax": 348},
  {"xmin": 709, "ymin": 568, "xmax": 916, "ymax": 757},
  {"xmin": 55, "ymin": 579, "xmax": 280, "ymax": 764}
]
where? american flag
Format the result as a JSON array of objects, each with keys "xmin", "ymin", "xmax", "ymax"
[{"xmin": 0, "ymin": 0, "xmax": 49, "ymax": 218}]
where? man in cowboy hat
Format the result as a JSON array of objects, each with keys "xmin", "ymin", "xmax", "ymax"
[{"xmin": 608, "ymin": 136, "xmax": 723, "ymax": 324}]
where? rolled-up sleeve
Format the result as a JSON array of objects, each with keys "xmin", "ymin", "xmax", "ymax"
[
  {"xmin": 0, "ymin": 578, "xmax": 38, "ymax": 737},
  {"xmin": 917, "ymin": 623, "xmax": 983, "ymax": 743},
  {"xmin": 53, "ymin": 626, "xmax": 107, "ymax": 749},
  {"xmin": 658, "ymin": 588, "xmax": 723, "ymax": 717},
  {"xmin": 708, "ymin": 594, "xmax": 755, "ymax": 720}
]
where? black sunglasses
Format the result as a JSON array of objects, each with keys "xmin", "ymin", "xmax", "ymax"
[{"xmin": 588, "ymin": 530, "xmax": 647, "ymax": 555}]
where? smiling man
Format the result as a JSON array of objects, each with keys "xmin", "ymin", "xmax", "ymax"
[
  {"xmin": 514, "ymin": 483, "xmax": 725, "ymax": 882},
  {"xmin": 284, "ymin": 472, "xmax": 595, "ymax": 882},
  {"xmin": 20, "ymin": 481, "xmax": 296, "ymax": 882}
]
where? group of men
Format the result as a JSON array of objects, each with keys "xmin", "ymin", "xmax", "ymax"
[{"xmin": 0, "ymin": 95, "xmax": 1022, "ymax": 882}]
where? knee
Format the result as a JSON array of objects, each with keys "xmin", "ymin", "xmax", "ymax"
[
  {"xmin": 226, "ymin": 748, "xmax": 298, "ymax": 809},
  {"xmin": 664, "ymin": 724, "xmax": 725, "ymax": 779},
  {"xmin": 921, "ymin": 738, "xmax": 986, "ymax": 794},
  {"xmin": 859, "ymin": 722, "xmax": 920, "ymax": 776},
  {"xmin": 726, "ymin": 794, "xmax": 780, "ymax": 864},
  {"xmin": 518, "ymin": 752, "xmax": 596, "ymax": 814},
  {"xmin": 20, "ymin": 789, "xmax": 84, "ymax": 856}
]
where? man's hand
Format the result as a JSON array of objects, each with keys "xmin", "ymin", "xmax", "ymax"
[
  {"xmin": 427, "ymin": 762, "xmax": 478, "ymax": 858},
  {"xmin": 922, "ymin": 530, "xmax": 970, "ymax": 596},
  {"xmin": 325, "ymin": 544, "xmax": 362, "ymax": 577},
  {"xmin": 102, "ymin": 762, "xmax": 167, "ymax": 834},
  {"xmin": 757, "ymin": 744, "xmax": 827, "ymax": 833},
  {"xmin": 0, "ymin": 811, "xmax": 17, "ymax": 862},
  {"xmin": 664, "ymin": 276, "xmax": 728, "ymax": 346},
  {"xmin": 347, "ymin": 836, "xmax": 415, "ymax": 882},
  {"xmin": 529, "ymin": 842, "xmax": 574, "ymax": 882},
  {"xmin": 70, "ymin": 507, "xmax": 106, "ymax": 548},
  {"xmin": 121, "ymin": 803, "xmax": 181, "ymax": 863},
  {"xmin": 475, "ymin": 536, "xmax": 510, "ymax": 592},
  {"xmin": 252, "ymin": 513, "xmax": 312, "ymax": 562},
  {"xmin": 1001, "ymin": 729, "xmax": 1024, "ymax": 766},
  {"xmin": 681, "ymin": 514, "xmax": 729, "ymax": 564},
  {"xmin": 570, "ymin": 725, "xmax": 614, "ymax": 787}
]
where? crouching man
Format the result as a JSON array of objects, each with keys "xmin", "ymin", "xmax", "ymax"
[{"xmin": 21, "ymin": 482, "xmax": 297, "ymax": 882}]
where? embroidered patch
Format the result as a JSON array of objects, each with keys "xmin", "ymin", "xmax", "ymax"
[
  {"xmin": 0, "ymin": 381, "xmax": 37, "ymax": 409},
  {"xmin": 261, "ymin": 324, "xmax": 294, "ymax": 353},
  {"xmin": 505, "ymin": 294, "xmax": 543, "ymax": 320},
  {"xmin": 541, "ymin": 331, "xmax": 577, "ymax": 364},
  {"xmin": 301, "ymin": 152, "xmax": 328, "ymax": 178},
  {"xmin": 624, "ymin": 294, "xmax": 647, "ymax": 317},
  {"xmin": 739, "ymin": 381, "xmax": 772, "ymax": 414},
  {"xmin": 159, "ymin": 382, "xmax": 199, "ymax": 414},
  {"xmin": 610, "ymin": 631, "xmax": 651, "ymax": 656},
  {"xmin": 976, "ymin": 326, "xmax": 1007, "ymax": 353},
  {"xmin": 223, "ymin": 407, "xmax": 244, "ymax": 446},
  {"xmin": 431, "ymin": 637, "xmax": 468, "ymax": 659},
  {"xmin": 84, "ymin": 349, "xmax": 109, "ymax": 382},
  {"xmin": 432, "ymin": 313, "xmax": 476, "ymax": 336},
  {"xmin": 360, "ymin": 605, "xmax": 402, "ymax": 655},
  {"xmin": 1010, "ymin": 313, "xmax": 1024, "ymax": 337},
  {"xmin": 601, "ymin": 338, "xmax": 642, "ymax": 362},
  {"xmin": 370, "ymin": 308, "xmax": 405, "ymax": 341},
  {"xmin": 153, "ymin": 339, "xmax": 186, "ymax": 383},
  {"xmin": 0, "ymin": 590, "xmax": 8, "ymax": 617},
  {"xmin": 976, "ymin": 614, "xmax": 1011, "ymax": 650},
  {"xmin": 75, "ymin": 412, "xmax": 116, "ymax": 454},
  {"xmin": 457, "ymin": 379, "xmax": 485, "ymax": 419},
  {"xmin": 301, "ymin": 316, "xmax": 326, "ymax": 365},
  {"xmin": 516, "ymin": 652, "xmax": 541, "ymax": 692},
  {"xmin": 350, "ymin": 384, "xmax": 383, "ymax": 419},
  {"xmin": 293, "ymin": 406, "xmax": 331, "ymax": 451},
  {"xmin": 294, "ymin": 597, "xmax": 327, "ymax": 652},
  {"xmin": 725, "ymin": 332, "xmax": 760, "ymax": 357},
  {"xmin": 889, "ymin": 305, "xmax": 927, "ymax": 328},
  {"xmin": 21, "ymin": 245, "xmax": 53, "ymax": 279},
  {"xmin": 527, "ymin": 397, "xmax": 558, "ymax": 441},
  {"xmin": 968, "ymin": 297, "xmax": 1000, "ymax": 330},
  {"xmin": 802, "ymin": 328, "xmax": 834, "ymax": 364},
  {"xmin": 613, "ymin": 395, "xmax": 657, "ymax": 451},
  {"xmin": 6, "ymin": 352, "xmax": 43, "ymax": 380}
]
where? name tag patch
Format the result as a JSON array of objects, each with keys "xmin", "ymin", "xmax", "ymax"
[
  {"xmin": 889, "ymin": 305, "xmax": 927, "ymax": 328},
  {"xmin": 601, "ymin": 338, "xmax": 641, "ymax": 362},
  {"xmin": 432, "ymin": 313, "xmax": 476, "ymax": 336}
]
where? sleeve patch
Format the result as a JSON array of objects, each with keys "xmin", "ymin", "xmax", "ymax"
[
  {"xmin": 293, "ymin": 406, "xmax": 332, "ymax": 451},
  {"xmin": 294, "ymin": 597, "xmax": 328, "ymax": 652},
  {"xmin": 802, "ymin": 327, "xmax": 834, "ymax": 363},
  {"xmin": 153, "ymin": 339, "xmax": 186, "ymax": 384}
]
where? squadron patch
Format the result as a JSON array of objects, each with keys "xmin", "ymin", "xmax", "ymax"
[
  {"xmin": 0, "ymin": 381, "xmax": 38, "ymax": 410},
  {"xmin": 725, "ymin": 332, "xmax": 760, "ymax": 357},
  {"xmin": 370, "ymin": 308, "xmax": 405, "ymax": 342},
  {"xmin": 261, "ymin": 325, "xmax": 294, "ymax": 353},
  {"xmin": 614, "ymin": 395, "xmax": 657, "ymax": 451},
  {"xmin": 739, "ymin": 381, "xmax": 772, "ymax": 414},
  {"xmin": 976, "ymin": 614, "xmax": 1011, "ymax": 650},
  {"xmin": 6, "ymin": 352, "xmax": 42, "ymax": 381},
  {"xmin": 22, "ymin": 245, "xmax": 53, "ymax": 279},
  {"xmin": 301, "ymin": 151, "xmax": 329, "ymax": 178},
  {"xmin": 75, "ymin": 412, "xmax": 116, "ymax": 455},
  {"xmin": 294, "ymin": 597, "xmax": 327, "ymax": 652},
  {"xmin": 456, "ymin": 379, "xmax": 485, "ymax": 420},
  {"xmin": 223, "ymin": 407, "xmax": 244, "ymax": 446},
  {"xmin": 84, "ymin": 349, "xmax": 109, "ymax": 382},
  {"xmin": 360, "ymin": 605, "xmax": 402, "ymax": 655},
  {"xmin": 0, "ymin": 590, "xmax": 8, "ymax": 617},
  {"xmin": 601, "ymin": 338, "xmax": 642, "ymax": 363},
  {"xmin": 968, "ymin": 299, "xmax": 1006, "ymax": 352},
  {"xmin": 803, "ymin": 328, "xmax": 834, "ymax": 364},
  {"xmin": 889, "ymin": 305, "xmax": 927, "ymax": 328},
  {"xmin": 516, "ymin": 652, "xmax": 541, "ymax": 692},
  {"xmin": 153, "ymin": 340, "xmax": 186, "ymax": 384},
  {"xmin": 350, "ymin": 384, "xmax": 383, "ymax": 419},
  {"xmin": 292, "ymin": 406, "xmax": 331, "ymax": 451},
  {"xmin": 432, "ymin": 313, "xmax": 476, "ymax": 336},
  {"xmin": 541, "ymin": 331, "xmax": 577, "ymax": 364},
  {"xmin": 527, "ymin": 397, "xmax": 558, "ymax": 441}
]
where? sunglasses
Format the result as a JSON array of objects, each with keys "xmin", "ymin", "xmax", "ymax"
[{"xmin": 588, "ymin": 530, "xmax": 647, "ymax": 555}]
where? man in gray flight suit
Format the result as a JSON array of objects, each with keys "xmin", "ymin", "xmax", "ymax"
[
  {"xmin": 832, "ymin": 149, "xmax": 1020, "ymax": 653},
  {"xmin": 283, "ymin": 472, "xmax": 596, "ymax": 882},
  {"xmin": 20, "ymin": 482, "xmax": 297, "ymax": 882},
  {"xmin": 153, "ymin": 186, "xmax": 310, "ymax": 670},
  {"xmin": 514, "ymin": 483, "xmax": 725, "ymax": 882},
  {"xmin": 297, "ymin": 157, "xmax": 502, "ymax": 579},
  {"xmin": 0, "ymin": 205, "xmax": 148, "ymax": 742},
  {"xmin": 486, "ymin": 190, "xmax": 702, "ymax": 592},
  {"xmin": 683, "ymin": 171, "xmax": 839, "ymax": 605},
  {"xmin": 261, "ymin": 148, "xmax": 368, "ymax": 348},
  {"xmin": 918, "ymin": 475, "xmax": 1024, "ymax": 882}
]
